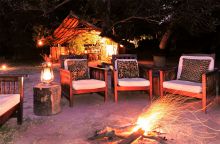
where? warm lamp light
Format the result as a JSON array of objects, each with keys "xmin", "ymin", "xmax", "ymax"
[
  {"xmin": 101, "ymin": 38, "xmax": 106, "ymax": 43},
  {"xmin": 1, "ymin": 64, "xmax": 7, "ymax": 70},
  {"xmin": 106, "ymin": 45, "xmax": 115, "ymax": 57},
  {"xmin": 37, "ymin": 39, "xmax": 43, "ymax": 46},
  {"xmin": 41, "ymin": 63, "xmax": 54, "ymax": 84},
  {"xmin": 47, "ymin": 62, "xmax": 52, "ymax": 67}
]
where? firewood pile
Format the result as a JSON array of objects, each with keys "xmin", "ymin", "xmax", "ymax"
[{"xmin": 89, "ymin": 125, "xmax": 167, "ymax": 144}]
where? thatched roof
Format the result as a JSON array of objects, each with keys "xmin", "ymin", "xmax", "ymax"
[{"xmin": 50, "ymin": 12, "xmax": 101, "ymax": 45}]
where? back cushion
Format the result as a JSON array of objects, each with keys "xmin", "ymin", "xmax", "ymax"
[
  {"xmin": 177, "ymin": 56, "xmax": 214, "ymax": 79},
  {"xmin": 67, "ymin": 60, "xmax": 89, "ymax": 80},
  {"xmin": 116, "ymin": 59, "xmax": 139, "ymax": 79},
  {"xmin": 179, "ymin": 58, "xmax": 211, "ymax": 82}
]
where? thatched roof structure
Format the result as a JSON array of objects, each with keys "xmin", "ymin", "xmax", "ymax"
[{"xmin": 49, "ymin": 12, "xmax": 101, "ymax": 45}]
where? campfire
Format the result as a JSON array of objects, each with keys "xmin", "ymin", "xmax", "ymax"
[{"xmin": 89, "ymin": 95, "xmax": 219, "ymax": 144}]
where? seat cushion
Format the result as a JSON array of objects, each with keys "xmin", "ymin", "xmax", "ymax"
[
  {"xmin": 116, "ymin": 59, "xmax": 139, "ymax": 79},
  {"xmin": 179, "ymin": 58, "xmax": 210, "ymax": 82},
  {"xmin": 72, "ymin": 79, "xmax": 106, "ymax": 90},
  {"xmin": 0, "ymin": 94, "xmax": 20, "ymax": 116},
  {"xmin": 66, "ymin": 59, "xmax": 89, "ymax": 80},
  {"xmin": 118, "ymin": 78, "xmax": 150, "ymax": 87},
  {"xmin": 163, "ymin": 80, "xmax": 202, "ymax": 93}
]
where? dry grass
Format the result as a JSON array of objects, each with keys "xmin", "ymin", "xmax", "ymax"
[{"xmin": 0, "ymin": 117, "xmax": 45, "ymax": 144}]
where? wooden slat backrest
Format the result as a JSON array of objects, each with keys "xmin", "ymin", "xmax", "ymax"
[
  {"xmin": 0, "ymin": 76, "xmax": 23, "ymax": 94},
  {"xmin": 60, "ymin": 54, "xmax": 88, "ymax": 69},
  {"xmin": 112, "ymin": 54, "xmax": 137, "ymax": 69}
]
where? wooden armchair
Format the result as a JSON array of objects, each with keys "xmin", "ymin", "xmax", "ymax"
[
  {"xmin": 160, "ymin": 54, "xmax": 218, "ymax": 112},
  {"xmin": 112, "ymin": 54, "xmax": 152, "ymax": 102},
  {"xmin": 0, "ymin": 75, "xmax": 24, "ymax": 126},
  {"xmin": 60, "ymin": 55, "xmax": 108, "ymax": 107}
]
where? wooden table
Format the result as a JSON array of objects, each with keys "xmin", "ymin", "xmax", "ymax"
[
  {"xmin": 140, "ymin": 64, "xmax": 176, "ymax": 96},
  {"xmin": 33, "ymin": 82, "xmax": 61, "ymax": 116}
]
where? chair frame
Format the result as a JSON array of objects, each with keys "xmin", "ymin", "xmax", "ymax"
[
  {"xmin": 60, "ymin": 55, "xmax": 108, "ymax": 107},
  {"xmin": 112, "ymin": 54, "xmax": 153, "ymax": 102},
  {"xmin": 0, "ymin": 75, "xmax": 24, "ymax": 126},
  {"xmin": 160, "ymin": 57, "xmax": 219, "ymax": 112}
]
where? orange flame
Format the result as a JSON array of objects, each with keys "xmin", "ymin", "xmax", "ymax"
[{"xmin": 131, "ymin": 98, "xmax": 178, "ymax": 136}]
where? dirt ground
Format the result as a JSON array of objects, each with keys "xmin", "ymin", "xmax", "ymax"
[{"xmin": 0, "ymin": 63, "xmax": 220, "ymax": 144}]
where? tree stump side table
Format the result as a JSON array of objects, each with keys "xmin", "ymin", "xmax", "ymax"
[{"xmin": 33, "ymin": 82, "xmax": 61, "ymax": 116}]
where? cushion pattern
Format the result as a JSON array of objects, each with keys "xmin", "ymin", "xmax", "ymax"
[
  {"xmin": 67, "ymin": 60, "xmax": 89, "ymax": 80},
  {"xmin": 0, "ymin": 94, "xmax": 20, "ymax": 116},
  {"xmin": 179, "ymin": 58, "xmax": 210, "ymax": 82},
  {"xmin": 163, "ymin": 80, "xmax": 202, "ymax": 93},
  {"xmin": 118, "ymin": 78, "xmax": 150, "ymax": 87},
  {"xmin": 117, "ymin": 60, "xmax": 139, "ymax": 79},
  {"xmin": 177, "ymin": 56, "xmax": 214, "ymax": 79},
  {"xmin": 72, "ymin": 79, "xmax": 105, "ymax": 90}
]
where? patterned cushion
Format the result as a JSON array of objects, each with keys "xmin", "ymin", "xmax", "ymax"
[
  {"xmin": 117, "ymin": 60, "xmax": 139, "ymax": 78},
  {"xmin": 67, "ymin": 60, "xmax": 89, "ymax": 80},
  {"xmin": 179, "ymin": 58, "xmax": 211, "ymax": 82}
]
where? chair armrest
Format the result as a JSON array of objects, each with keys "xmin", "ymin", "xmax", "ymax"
[
  {"xmin": 205, "ymin": 68, "xmax": 218, "ymax": 76},
  {"xmin": 89, "ymin": 66, "xmax": 108, "ymax": 82},
  {"xmin": 60, "ymin": 68, "xmax": 72, "ymax": 85},
  {"xmin": 202, "ymin": 68, "xmax": 219, "ymax": 94},
  {"xmin": 60, "ymin": 68, "xmax": 72, "ymax": 97},
  {"xmin": 160, "ymin": 67, "xmax": 177, "ymax": 82}
]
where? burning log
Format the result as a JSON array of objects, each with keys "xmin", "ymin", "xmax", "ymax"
[
  {"xmin": 88, "ymin": 128, "xmax": 116, "ymax": 140},
  {"xmin": 89, "ymin": 126, "xmax": 168, "ymax": 144},
  {"xmin": 88, "ymin": 125, "xmax": 136, "ymax": 140},
  {"xmin": 118, "ymin": 129, "xmax": 144, "ymax": 144}
]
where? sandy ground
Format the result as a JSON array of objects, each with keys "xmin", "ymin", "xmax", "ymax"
[{"xmin": 0, "ymin": 64, "xmax": 220, "ymax": 144}]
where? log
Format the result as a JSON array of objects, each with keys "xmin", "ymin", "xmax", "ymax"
[
  {"xmin": 142, "ymin": 135, "xmax": 167, "ymax": 144},
  {"xmin": 118, "ymin": 129, "xmax": 144, "ymax": 144},
  {"xmin": 89, "ymin": 125, "xmax": 136, "ymax": 141},
  {"xmin": 33, "ymin": 82, "xmax": 61, "ymax": 116}
]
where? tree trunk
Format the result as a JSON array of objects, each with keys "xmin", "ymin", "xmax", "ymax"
[{"xmin": 159, "ymin": 29, "xmax": 172, "ymax": 49}]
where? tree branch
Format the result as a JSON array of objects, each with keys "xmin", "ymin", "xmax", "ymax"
[{"xmin": 44, "ymin": 0, "xmax": 71, "ymax": 15}]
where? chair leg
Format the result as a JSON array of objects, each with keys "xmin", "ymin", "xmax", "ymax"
[
  {"xmin": 160, "ymin": 89, "xmax": 164, "ymax": 97},
  {"xmin": 114, "ymin": 89, "xmax": 118, "ymax": 103},
  {"xmin": 104, "ymin": 88, "xmax": 108, "ymax": 102},
  {"xmin": 149, "ymin": 89, "xmax": 152, "ymax": 103},
  {"xmin": 69, "ymin": 94, "xmax": 74, "ymax": 107},
  {"xmin": 17, "ymin": 104, "xmax": 23, "ymax": 125},
  {"xmin": 202, "ymin": 94, "xmax": 207, "ymax": 113}
]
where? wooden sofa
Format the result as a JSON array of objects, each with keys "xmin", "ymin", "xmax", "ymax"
[{"xmin": 0, "ymin": 75, "xmax": 24, "ymax": 126}]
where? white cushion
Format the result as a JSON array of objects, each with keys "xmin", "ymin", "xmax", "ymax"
[
  {"xmin": 0, "ymin": 94, "xmax": 20, "ymax": 116},
  {"xmin": 118, "ymin": 78, "xmax": 150, "ymax": 87},
  {"xmin": 64, "ymin": 59, "xmax": 87, "ymax": 70},
  {"xmin": 177, "ymin": 56, "xmax": 214, "ymax": 79},
  {"xmin": 163, "ymin": 80, "xmax": 202, "ymax": 93},
  {"xmin": 115, "ymin": 59, "xmax": 138, "ymax": 70},
  {"xmin": 72, "ymin": 79, "xmax": 106, "ymax": 90}
]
